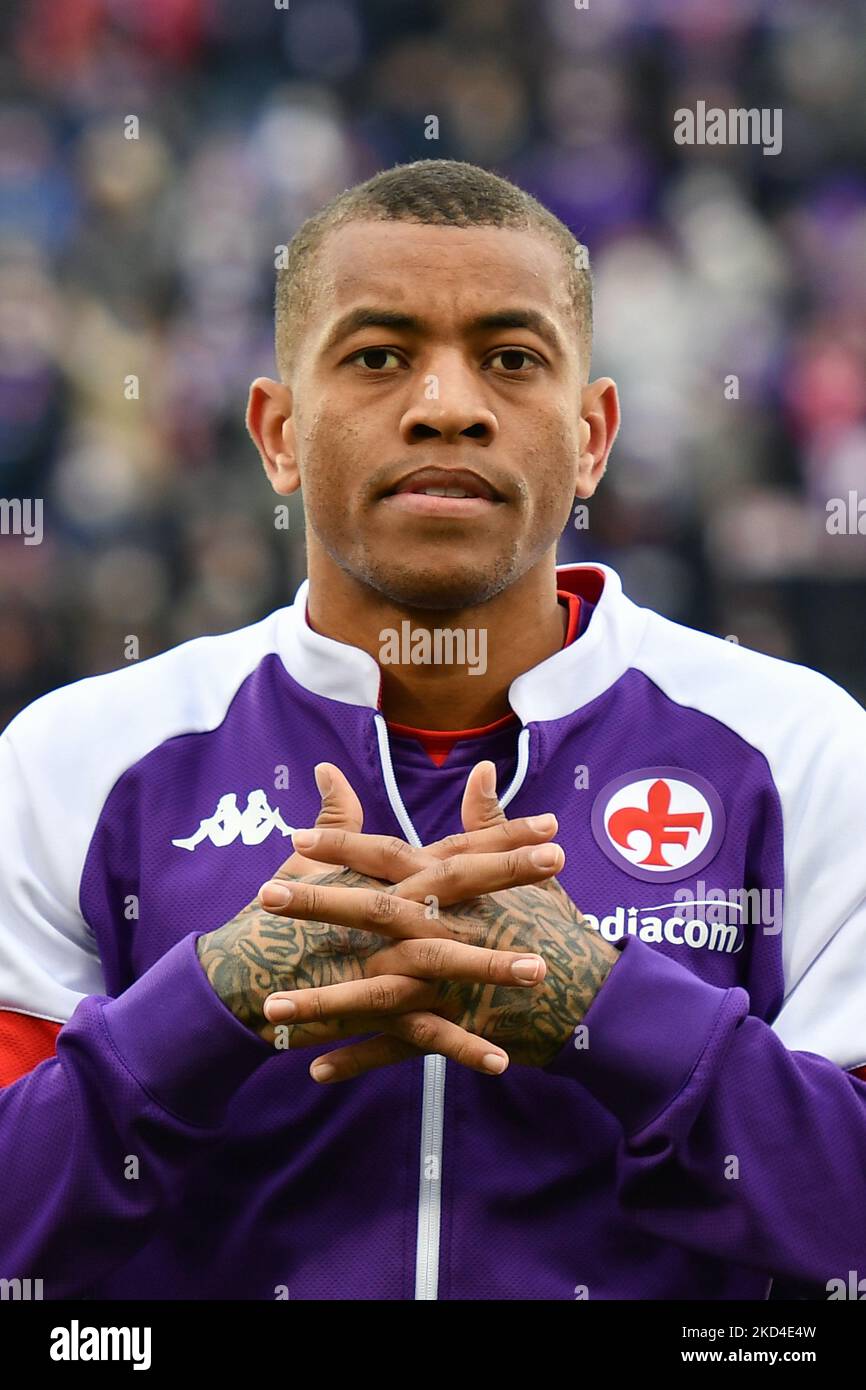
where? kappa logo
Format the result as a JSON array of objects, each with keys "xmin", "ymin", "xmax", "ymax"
[
  {"xmin": 591, "ymin": 767, "xmax": 726, "ymax": 883},
  {"xmin": 172, "ymin": 790, "xmax": 295, "ymax": 851}
]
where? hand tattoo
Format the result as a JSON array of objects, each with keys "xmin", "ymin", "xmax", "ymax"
[
  {"xmin": 422, "ymin": 879, "xmax": 619, "ymax": 1067},
  {"xmin": 195, "ymin": 867, "xmax": 396, "ymax": 1043},
  {"xmin": 196, "ymin": 868, "xmax": 619, "ymax": 1065}
]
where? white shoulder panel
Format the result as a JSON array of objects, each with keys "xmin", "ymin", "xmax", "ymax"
[
  {"xmin": 633, "ymin": 610, "xmax": 866, "ymax": 1068},
  {"xmin": 0, "ymin": 609, "xmax": 286, "ymax": 1023}
]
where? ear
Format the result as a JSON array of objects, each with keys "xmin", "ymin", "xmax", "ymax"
[
  {"xmin": 575, "ymin": 376, "xmax": 620, "ymax": 500},
  {"xmin": 246, "ymin": 376, "xmax": 300, "ymax": 497}
]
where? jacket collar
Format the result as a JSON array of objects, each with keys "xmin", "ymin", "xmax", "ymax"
[{"xmin": 275, "ymin": 562, "xmax": 649, "ymax": 723}]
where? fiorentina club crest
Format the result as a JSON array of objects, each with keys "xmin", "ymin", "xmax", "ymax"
[{"xmin": 591, "ymin": 768, "xmax": 725, "ymax": 883}]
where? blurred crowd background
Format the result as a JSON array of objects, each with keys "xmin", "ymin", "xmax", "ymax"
[{"xmin": 1, "ymin": 0, "xmax": 865, "ymax": 729}]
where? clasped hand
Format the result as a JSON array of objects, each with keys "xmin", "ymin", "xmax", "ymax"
[{"xmin": 256, "ymin": 760, "xmax": 618, "ymax": 1084}]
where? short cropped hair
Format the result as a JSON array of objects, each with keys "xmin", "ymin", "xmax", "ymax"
[{"xmin": 274, "ymin": 159, "xmax": 592, "ymax": 379}]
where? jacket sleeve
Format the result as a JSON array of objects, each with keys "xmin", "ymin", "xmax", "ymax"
[
  {"xmin": 545, "ymin": 677, "xmax": 866, "ymax": 1286},
  {"xmin": 0, "ymin": 712, "xmax": 273, "ymax": 1298},
  {"xmin": 545, "ymin": 932, "xmax": 866, "ymax": 1284}
]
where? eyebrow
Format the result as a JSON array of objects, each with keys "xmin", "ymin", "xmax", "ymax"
[
  {"xmin": 320, "ymin": 306, "xmax": 565, "ymax": 357},
  {"xmin": 464, "ymin": 310, "xmax": 564, "ymax": 355}
]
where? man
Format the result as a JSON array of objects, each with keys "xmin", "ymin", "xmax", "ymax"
[{"xmin": 1, "ymin": 159, "xmax": 865, "ymax": 1301}]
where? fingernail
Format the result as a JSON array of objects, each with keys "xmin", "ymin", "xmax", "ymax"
[
  {"xmin": 292, "ymin": 829, "xmax": 318, "ymax": 850},
  {"xmin": 314, "ymin": 765, "xmax": 332, "ymax": 796},
  {"xmin": 527, "ymin": 814, "xmax": 556, "ymax": 834},
  {"xmin": 483, "ymin": 1054, "xmax": 508, "ymax": 1075},
  {"xmin": 511, "ymin": 957, "xmax": 542, "ymax": 982},
  {"xmin": 311, "ymin": 1063, "xmax": 336, "ymax": 1083},
  {"xmin": 261, "ymin": 881, "xmax": 292, "ymax": 907},
  {"xmin": 267, "ymin": 998, "xmax": 296, "ymax": 1019},
  {"xmin": 530, "ymin": 844, "xmax": 562, "ymax": 868},
  {"xmin": 481, "ymin": 763, "xmax": 496, "ymax": 796}
]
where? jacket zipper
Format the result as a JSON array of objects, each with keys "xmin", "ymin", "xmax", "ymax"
[
  {"xmin": 373, "ymin": 714, "xmax": 532, "ymax": 1300},
  {"xmin": 414, "ymin": 1053, "xmax": 446, "ymax": 1299},
  {"xmin": 374, "ymin": 716, "xmax": 444, "ymax": 1299}
]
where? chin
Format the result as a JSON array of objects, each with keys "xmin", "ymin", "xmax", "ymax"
[{"xmin": 358, "ymin": 554, "xmax": 516, "ymax": 612}]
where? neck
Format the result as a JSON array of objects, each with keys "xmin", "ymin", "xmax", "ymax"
[{"xmin": 305, "ymin": 548, "xmax": 567, "ymax": 730}]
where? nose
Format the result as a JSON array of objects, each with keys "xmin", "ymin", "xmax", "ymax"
[{"xmin": 399, "ymin": 354, "xmax": 498, "ymax": 446}]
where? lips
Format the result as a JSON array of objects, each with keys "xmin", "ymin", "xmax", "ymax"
[{"xmin": 384, "ymin": 466, "xmax": 501, "ymax": 502}]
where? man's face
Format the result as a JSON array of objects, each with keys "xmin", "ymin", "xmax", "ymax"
[{"xmin": 276, "ymin": 221, "xmax": 600, "ymax": 610}]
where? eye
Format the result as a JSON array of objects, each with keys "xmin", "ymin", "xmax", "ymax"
[
  {"xmin": 485, "ymin": 348, "xmax": 543, "ymax": 373},
  {"xmin": 349, "ymin": 347, "xmax": 404, "ymax": 371}
]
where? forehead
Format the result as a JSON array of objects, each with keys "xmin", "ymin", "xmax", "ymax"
[{"xmin": 309, "ymin": 220, "xmax": 574, "ymax": 334}]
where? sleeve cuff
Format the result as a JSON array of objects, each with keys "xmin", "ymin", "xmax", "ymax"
[
  {"xmin": 543, "ymin": 934, "xmax": 747, "ymax": 1136},
  {"xmin": 101, "ymin": 931, "xmax": 274, "ymax": 1127}
]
